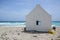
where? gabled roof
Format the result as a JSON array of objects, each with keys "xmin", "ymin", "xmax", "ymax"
[{"xmin": 26, "ymin": 4, "xmax": 51, "ymax": 17}]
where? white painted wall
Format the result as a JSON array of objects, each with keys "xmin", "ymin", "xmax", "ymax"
[{"xmin": 26, "ymin": 4, "xmax": 51, "ymax": 31}]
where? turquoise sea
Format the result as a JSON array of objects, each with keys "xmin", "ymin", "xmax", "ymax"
[{"xmin": 0, "ymin": 21, "xmax": 60, "ymax": 27}]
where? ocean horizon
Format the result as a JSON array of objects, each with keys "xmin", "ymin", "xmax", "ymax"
[{"xmin": 0, "ymin": 21, "xmax": 60, "ymax": 27}]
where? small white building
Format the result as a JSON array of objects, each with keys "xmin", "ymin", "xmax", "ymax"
[{"xmin": 26, "ymin": 4, "xmax": 51, "ymax": 32}]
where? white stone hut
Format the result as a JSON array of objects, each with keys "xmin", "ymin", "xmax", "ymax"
[{"xmin": 26, "ymin": 4, "xmax": 51, "ymax": 32}]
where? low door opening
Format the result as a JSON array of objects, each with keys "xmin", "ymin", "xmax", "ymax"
[{"xmin": 36, "ymin": 20, "xmax": 41, "ymax": 25}]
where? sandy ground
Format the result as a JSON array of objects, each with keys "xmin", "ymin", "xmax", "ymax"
[{"xmin": 0, "ymin": 26, "xmax": 60, "ymax": 40}]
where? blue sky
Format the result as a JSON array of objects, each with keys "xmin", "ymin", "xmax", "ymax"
[{"xmin": 0, "ymin": 0, "xmax": 60, "ymax": 21}]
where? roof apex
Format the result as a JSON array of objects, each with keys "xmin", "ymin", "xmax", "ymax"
[
  {"xmin": 35, "ymin": 4, "xmax": 41, "ymax": 7},
  {"xmin": 35, "ymin": 4, "xmax": 43, "ymax": 10},
  {"xmin": 36, "ymin": 4, "xmax": 40, "ymax": 6}
]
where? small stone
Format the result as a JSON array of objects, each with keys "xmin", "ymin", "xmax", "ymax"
[
  {"xmin": 14, "ymin": 38, "xmax": 17, "ymax": 40},
  {"xmin": 33, "ymin": 35, "xmax": 37, "ymax": 37},
  {"xmin": 51, "ymin": 38, "xmax": 53, "ymax": 40},
  {"xmin": 17, "ymin": 33, "xmax": 20, "ymax": 35}
]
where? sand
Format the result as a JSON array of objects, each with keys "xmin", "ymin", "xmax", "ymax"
[{"xmin": 0, "ymin": 26, "xmax": 60, "ymax": 40}]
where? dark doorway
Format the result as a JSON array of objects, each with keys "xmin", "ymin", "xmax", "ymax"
[{"xmin": 36, "ymin": 21, "xmax": 41, "ymax": 25}]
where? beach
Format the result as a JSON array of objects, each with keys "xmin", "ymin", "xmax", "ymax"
[{"xmin": 0, "ymin": 26, "xmax": 60, "ymax": 40}]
